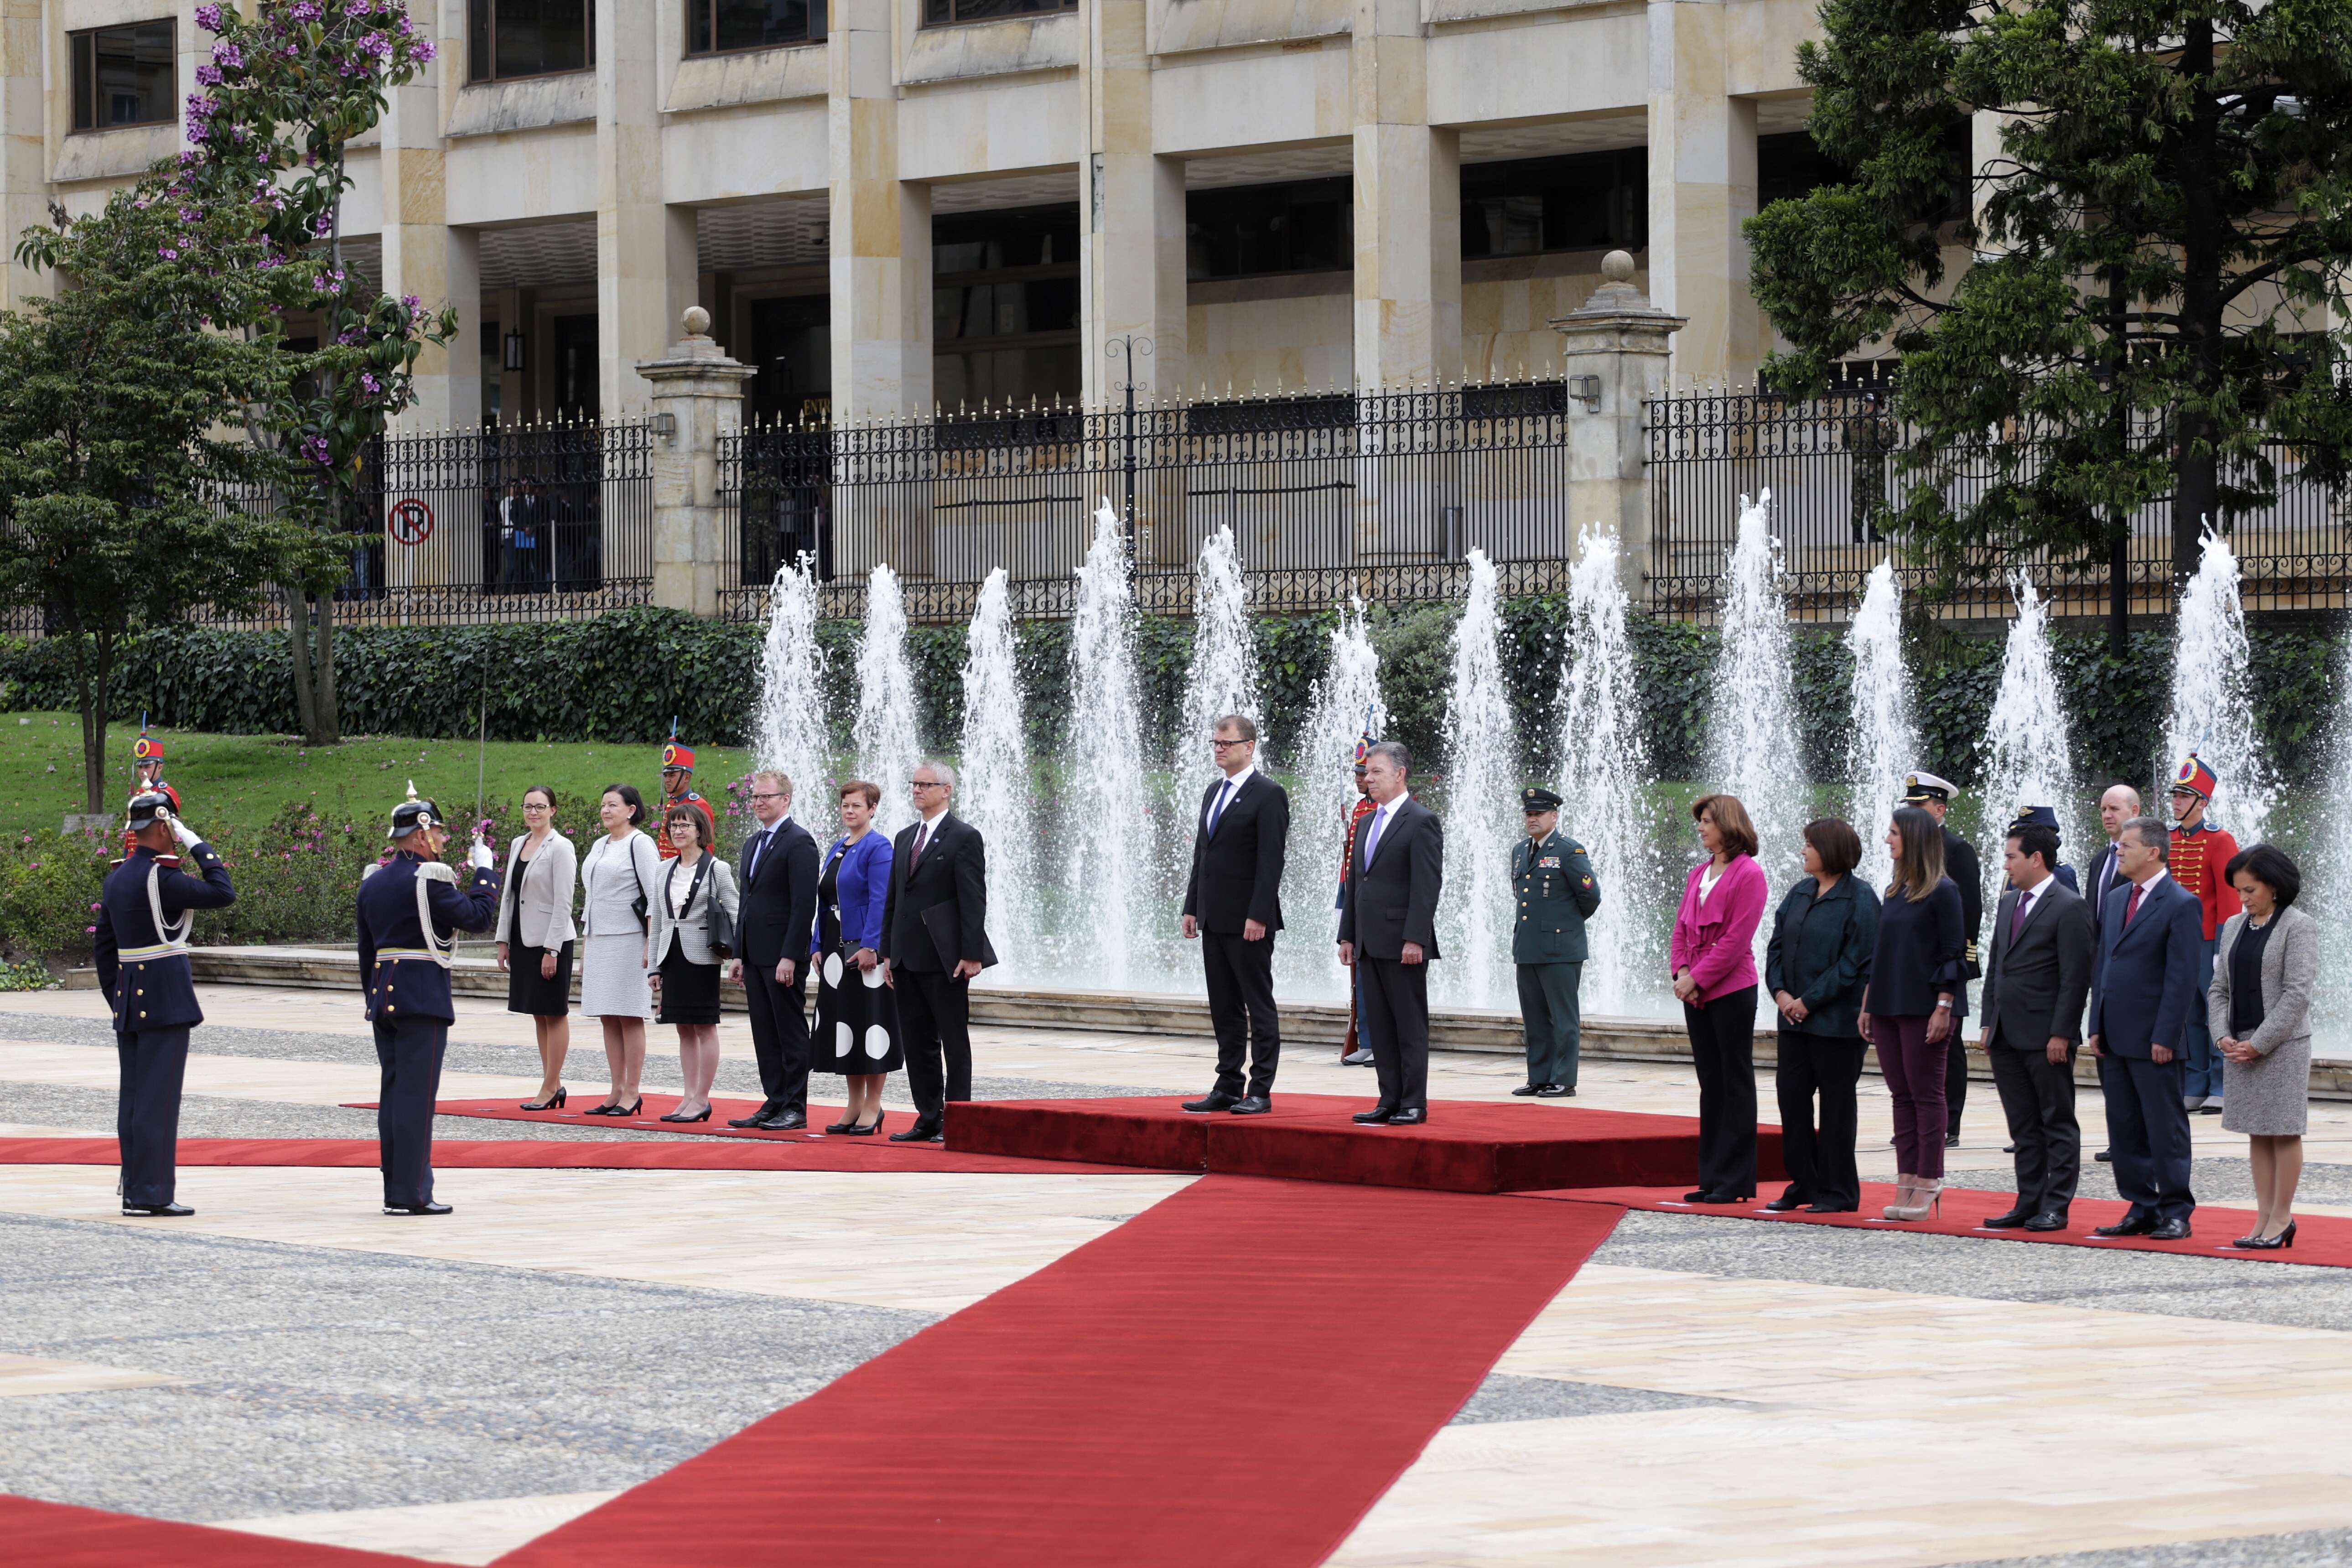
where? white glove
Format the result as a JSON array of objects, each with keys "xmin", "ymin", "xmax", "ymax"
[
  {"xmin": 169, "ymin": 815, "xmax": 199, "ymax": 847},
  {"xmin": 468, "ymin": 836, "xmax": 496, "ymax": 870}
]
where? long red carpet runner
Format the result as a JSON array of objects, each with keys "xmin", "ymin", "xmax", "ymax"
[{"xmin": 0, "ymin": 1135, "xmax": 1133, "ymax": 1176}]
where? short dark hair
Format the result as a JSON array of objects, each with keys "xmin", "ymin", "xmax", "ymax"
[
  {"xmin": 1692, "ymin": 794, "xmax": 1759, "ymax": 860},
  {"xmin": 663, "ymin": 800, "xmax": 713, "ymax": 847},
  {"xmin": 1215, "ymin": 713, "xmax": 1258, "ymax": 742},
  {"xmin": 2120, "ymin": 815, "xmax": 2168, "ymax": 858},
  {"xmin": 2225, "ymin": 842, "xmax": 2301, "ymax": 908},
  {"xmin": 841, "ymin": 778, "xmax": 882, "ymax": 809},
  {"xmin": 1801, "ymin": 817, "xmax": 1862, "ymax": 877},
  {"xmin": 1366, "ymin": 740, "xmax": 1411, "ymax": 776},
  {"xmin": 2008, "ymin": 824, "xmax": 2060, "ymax": 872},
  {"xmin": 602, "ymin": 782, "xmax": 647, "ymax": 826}
]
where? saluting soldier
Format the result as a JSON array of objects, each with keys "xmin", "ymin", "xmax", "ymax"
[
  {"xmin": 656, "ymin": 725, "xmax": 717, "ymax": 861},
  {"xmin": 93, "ymin": 791, "xmax": 235, "ymax": 1216},
  {"xmin": 1512, "ymin": 787, "xmax": 1603, "ymax": 1098},
  {"xmin": 357, "ymin": 784, "xmax": 501, "ymax": 1216}
]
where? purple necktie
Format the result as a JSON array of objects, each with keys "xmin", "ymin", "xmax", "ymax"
[
  {"xmin": 2010, "ymin": 890, "xmax": 2033, "ymax": 942},
  {"xmin": 1363, "ymin": 808, "xmax": 1385, "ymax": 867}
]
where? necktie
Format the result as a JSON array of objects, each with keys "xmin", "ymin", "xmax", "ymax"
[
  {"xmin": 1208, "ymin": 780, "xmax": 1235, "ymax": 836},
  {"xmin": 911, "ymin": 821, "xmax": 930, "ymax": 871},
  {"xmin": 1363, "ymin": 806, "xmax": 1386, "ymax": 867},
  {"xmin": 2124, "ymin": 883, "xmax": 2143, "ymax": 926},
  {"xmin": 2009, "ymin": 889, "xmax": 2032, "ymax": 943},
  {"xmin": 745, "ymin": 828, "xmax": 770, "ymax": 884}
]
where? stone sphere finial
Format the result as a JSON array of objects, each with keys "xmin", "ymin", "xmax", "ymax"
[
  {"xmin": 682, "ymin": 305, "xmax": 711, "ymax": 338},
  {"xmin": 1601, "ymin": 249, "xmax": 1635, "ymax": 284}
]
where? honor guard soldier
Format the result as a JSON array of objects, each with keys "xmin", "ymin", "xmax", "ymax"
[
  {"xmin": 1339, "ymin": 721, "xmax": 1380, "ymax": 1066},
  {"xmin": 357, "ymin": 784, "xmax": 501, "ymax": 1215},
  {"xmin": 1901, "ymin": 772, "xmax": 1981, "ymax": 1145},
  {"xmin": 2167, "ymin": 753, "xmax": 2242, "ymax": 1115},
  {"xmin": 2004, "ymin": 805, "xmax": 2077, "ymax": 893},
  {"xmin": 1512, "ymin": 787, "xmax": 1602, "ymax": 1097},
  {"xmin": 656, "ymin": 725, "xmax": 717, "ymax": 861},
  {"xmin": 93, "ymin": 792, "xmax": 235, "ymax": 1215},
  {"xmin": 119, "ymin": 721, "xmax": 183, "ymax": 862}
]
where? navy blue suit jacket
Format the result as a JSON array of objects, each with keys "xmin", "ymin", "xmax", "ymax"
[
  {"xmin": 357, "ymin": 851, "xmax": 502, "ymax": 1024},
  {"xmin": 94, "ymin": 843, "xmax": 236, "ymax": 1031},
  {"xmin": 2086, "ymin": 873, "xmax": 2204, "ymax": 1059}
]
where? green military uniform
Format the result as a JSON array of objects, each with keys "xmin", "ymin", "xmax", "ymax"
[{"xmin": 1513, "ymin": 789, "xmax": 1602, "ymax": 1094}]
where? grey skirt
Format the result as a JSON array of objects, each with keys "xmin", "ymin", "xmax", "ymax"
[
  {"xmin": 579, "ymin": 931, "xmax": 652, "ymax": 1020},
  {"xmin": 2221, "ymin": 1037, "xmax": 2310, "ymax": 1137}
]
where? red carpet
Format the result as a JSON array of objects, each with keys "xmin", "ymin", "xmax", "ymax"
[
  {"xmin": 949, "ymin": 1094, "xmax": 1785, "ymax": 1194},
  {"xmin": 493, "ymin": 1175, "xmax": 1625, "ymax": 1568},
  {"xmin": 0, "ymin": 1495, "xmax": 421, "ymax": 1567},
  {"xmin": 377, "ymin": 1093, "xmax": 862, "ymax": 1140},
  {"xmin": 1530, "ymin": 1183, "xmax": 2352, "ymax": 1267},
  {"xmin": 0, "ymin": 1136, "xmax": 1138, "ymax": 1176}
]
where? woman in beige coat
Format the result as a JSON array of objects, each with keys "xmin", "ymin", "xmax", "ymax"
[
  {"xmin": 495, "ymin": 785, "xmax": 578, "ymax": 1109},
  {"xmin": 2208, "ymin": 843, "xmax": 2318, "ymax": 1251}
]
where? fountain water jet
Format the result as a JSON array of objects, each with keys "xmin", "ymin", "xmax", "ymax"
[
  {"xmin": 1282, "ymin": 597, "xmax": 1385, "ymax": 992},
  {"xmin": 1559, "ymin": 525, "xmax": 1659, "ymax": 1014},
  {"xmin": 958, "ymin": 568, "xmax": 1034, "ymax": 979},
  {"xmin": 1980, "ymin": 573, "xmax": 2076, "ymax": 909},
  {"xmin": 755, "ymin": 553, "xmax": 833, "ymax": 845},
  {"xmin": 1703, "ymin": 491, "xmax": 1805, "ymax": 893},
  {"xmin": 1846, "ymin": 561, "xmax": 1918, "ymax": 893},
  {"xmin": 1064, "ymin": 502, "xmax": 1148, "ymax": 985},
  {"xmin": 1439, "ymin": 548, "xmax": 1518, "ymax": 1006},
  {"xmin": 1178, "ymin": 525, "xmax": 1263, "ymax": 800},
  {"xmin": 853, "ymin": 564, "xmax": 922, "ymax": 837},
  {"xmin": 2168, "ymin": 528, "xmax": 2272, "ymax": 847}
]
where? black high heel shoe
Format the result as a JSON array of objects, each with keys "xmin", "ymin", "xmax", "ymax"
[
  {"xmin": 581, "ymin": 1101, "xmax": 620, "ymax": 1116},
  {"xmin": 522, "ymin": 1086, "xmax": 568, "ymax": 1111},
  {"xmin": 2233, "ymin": 1218, "xmax": 2297, "ymax": 1250},
  {"xmin": 824, "ymin": 1116, "xmax": 857, "ymax": 1134},
  {"xmin": 659, "ymin": 1105, "xmax": 713, "ymax": 1124},
  {"xmin": 839, "ymin": 1111, "xmax": 885, "ymax": 1137},
  {"xmin": 611, "ymin": 1099, "xmax": 644, "ymax": 1119}
]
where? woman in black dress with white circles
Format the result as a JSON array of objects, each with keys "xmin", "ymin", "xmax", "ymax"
[{"xmin": 813, "ymin": 779, "xmax": 901, "ymax": 1134}]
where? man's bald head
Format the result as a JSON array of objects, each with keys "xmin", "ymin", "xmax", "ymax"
[{"xmin": 2099, "ymin": 784, "xmax": 2142, "ymax": 841}]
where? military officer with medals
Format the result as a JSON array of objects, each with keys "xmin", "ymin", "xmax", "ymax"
[
  {"xmin": 119, "ymin": 721, "xmax": 183, "ymax": 863},
  {"xmin": 1902, "ymin": 771, "xmax": 1981, "ymax": 1145},
  {"xmin": 1511, "ymin": 787, "xmax": 1603, "ymax": 1097},
  {"xmin": 93, "ymin": 791, "xmax": 236, "ymax": 1215},
  {"xmin": 357, "ymin": 784, "xmax": 501, "ymax": 1215},
  {"xmin": 656, "ymin": 725, "xmax": 717, "ymax": 861}
]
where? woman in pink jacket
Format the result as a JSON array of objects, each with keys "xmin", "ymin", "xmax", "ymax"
[{"xmin": 1670, "ymin": 793, "xmax": 1770, "ymax": 1202}]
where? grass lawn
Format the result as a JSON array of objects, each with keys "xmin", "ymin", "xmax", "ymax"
[{"xmin": 0, "ymin": 713, "xmax": 754, "ymax": 843}]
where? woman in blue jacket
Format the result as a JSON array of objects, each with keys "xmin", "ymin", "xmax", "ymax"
[{"xmin": 812, "ymin": 779, "xmax": 901, "ymax": 1134}]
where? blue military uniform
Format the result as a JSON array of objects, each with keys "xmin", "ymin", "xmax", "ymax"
[
  {"xmin": 92, "ymin": 795, "xmax": 235, "ymax": 1212},
  {"xmin": 355, "ymin": 789, "xmax": 501, "ymax": 1213},
  {"xmin": 1512, "ymin": 789, "xmax": 1602, "ymax": 1095}
]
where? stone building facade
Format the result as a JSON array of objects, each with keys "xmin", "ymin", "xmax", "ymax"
[{"xmin": 8, "ymin": 0, "xmax": 1829, "ymax": 426}]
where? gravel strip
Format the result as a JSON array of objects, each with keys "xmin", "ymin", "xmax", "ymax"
[
  {"xmin": 0, "ymin": 1212, "xmax": 935, "ymax": 1523},
  {"xmin": 1948, "ymin": 1530, "xmax": 2352, "ymax": 1568},
  {"xmin": 1938, "ymin": 1156, "xmax": 2352, "ymax": 1209},
  {"xmin": 1448, "ymin": 1371, "xmax": 1744, "ymax": 1426}
]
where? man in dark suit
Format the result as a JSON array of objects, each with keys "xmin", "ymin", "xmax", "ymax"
[
  {"xmin": 1337, "ymin": 741, "xmax": 1443, "ymax": 1126},
  {"xmin": 2085, "ymin": 784, "xmax": 2141, "ymax": 944},
  {"xmin": 2085, "ymin": 815, "xmax": 2205, "ymax": 1240},
  {"xmin": 1180, "ymin": 713, "xmax": 1290, "ymax": 1116},
  {"xmin": 1902, "ymin": 772, "xmax": 1980, "ymax": 1145},
  {"xmin": 727, "ymin": 769, "xmax": 820, "ymax": 1131},
  {"xmin": 880, "ymin": 759, "xmax": 997, "ymax": 1143},
  {"xmin": 1977, "ymin": 817, "xmax": 2094, "ymax": 1231}
]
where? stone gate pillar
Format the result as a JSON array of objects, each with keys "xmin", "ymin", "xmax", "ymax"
[
  {"xmin": 638, "ymin": 307, "xmax": 754, "ymax": 617},
  {"xmin": 1552, "ymin": 251, "xmax": 1685, "ymax": 606}
]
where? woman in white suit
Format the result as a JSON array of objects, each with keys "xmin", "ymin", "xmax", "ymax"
[
  {"xmin": 494, "ymin": 784, "xmax": 578, "ymax": 1110},
  {"xmin": 648, "ymin": 801, "xmax": 740, "ymax": 1123},
  {"xmin": 579, "ymin": 784, "xmax": 663, "ymax": 1118}
]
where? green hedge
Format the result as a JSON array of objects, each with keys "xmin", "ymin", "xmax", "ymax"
[{"xmin": 0, "ymin": 603, "xmax": 2336, "ymax": 789}]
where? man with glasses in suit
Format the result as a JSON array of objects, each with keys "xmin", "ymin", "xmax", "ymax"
[{"xmin": 727, "ymin": 770, "xmax": 819, "ymax": 1131}]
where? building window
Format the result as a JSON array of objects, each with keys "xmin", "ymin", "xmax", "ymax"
[
  {"xmin": 468, "ymin": 0, "xmax": 593, "ymax": 83},
  {"xmin": 1460, "ymin": 151, "xmax": 1646, "ymax": 259},
  {"xmin": 69, "ymin": 21, "xmax": 175, "ymax": 133},
  {"xmin": 933, "ymin": 205, "xmax": 1081, "ymax": 406},
  {"xmin": 922, "ymin": 0, "xmax": 1075, "ymax": 27},
  {"xmin": 688, "ymin": 0, "xmax": 824, "ymax": 53},
  {"xmin": 1185, "ymin": 178, "xmax": 1353, "ymax": 281}
]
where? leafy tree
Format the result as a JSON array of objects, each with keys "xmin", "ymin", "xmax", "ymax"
[{"xmin": 1746, "ymin": 0, "xmax": 2352, "ymax": 651}]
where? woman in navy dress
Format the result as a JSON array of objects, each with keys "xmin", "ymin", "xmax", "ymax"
[{"xmin": 812, "ymin": 779, "xmax": 901, "ymax": 1134}]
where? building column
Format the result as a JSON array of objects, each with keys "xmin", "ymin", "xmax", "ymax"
[
  {"xmin": 829, "ymin": 0, "xmax": 931, "ymax": 421},
  {"xmin": 1553, "ymin": 250, "xmax": 1684, "ymax": 605},
  {"xmin": 1349, "ymin": 0, "xmax": 1458, "ymax": 391},
  {"xmin": 380, "ymin": 76, "xmax": 482, "ymax": 428},
  {"xmin": 0, "ymin": 0, "xmax": 47, "ymax": 311},
  {"xmin": 1646, "ymin": 0, "xmax": 1756, "ymax": 387},
  {"xmin": 1080, "ymin": 0, "xmax": 1184, "ymax": 409},
  {"xmin": 640, "ymin": 307, "xmax": 753, "ymax": 615},
  {"xmin": 597, "ymin": 0, "xmax": 695, "ymax": 416}
]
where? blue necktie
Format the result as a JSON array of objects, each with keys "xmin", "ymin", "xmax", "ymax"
[
  {"xmin": 746, "ymin": 828, "xmax": 771, "ymax": 884},
  {"xmin": 1208, "ymin": 780, "xmax": 1236, "ymax": 837}
]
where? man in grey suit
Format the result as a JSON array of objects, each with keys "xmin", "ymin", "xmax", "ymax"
[
  {"xmin": 1337, "ymin": 741, "xmax": 1443, "ymax": 1126},
  {"xmin": 1977, "ymin": 812, "xmax": 2094, "ymax": 1231}
]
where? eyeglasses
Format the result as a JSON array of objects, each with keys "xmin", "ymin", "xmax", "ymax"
[
  {"xmin": 1211, "ymin": 737, "xmax": 1250, "ymax": 749},
  {"xmin": 750, "ymin": 791, "xmax": 786, "ymax": 801},
  {"xmin": 910, "ymin": 779, "xmax": 946, "ymax": 790},
  {"xmin": 522, "ymin": 801, "xmax": 550, "ymax": 811}
]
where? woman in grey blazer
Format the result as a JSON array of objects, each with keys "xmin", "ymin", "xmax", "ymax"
[
  {"xmin": 2208, "ymin": 843, "xmax": 2317, "ymax": 1250},
  {"xmin": 647, "ymin": 800, "xmax": 741, "ymax": 1124},
  {"xmin": 494, "ymin": 786, "xmax": 578, "ymax": 1109}
]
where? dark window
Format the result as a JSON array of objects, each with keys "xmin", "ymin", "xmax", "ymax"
[
  {"xmin": 933, "ymin": 205, "xmax": 1082, "ymax": 406},
  {"xmin": 69, "ymin": 21, "xmax": 175, "ymax": 132},
  {"xmin": 1185, "ymin": 178, "xmax": 1353, "ymax": 281},
  {"xmin": 1756, "ymin": 121, "xmax": 1972, "ymax": 220},
  {"xmin": 1459, "ymin": 151, "xmax": 1646, "ymax": 260},
  {"xmin": 552, "ymin": 312, "xmax": 598, "ymax": 418},
  {"xmin": 748, "ymin": 293, "xmax": 832, "ymax": 425},
  {"xmin": 688, "ymin": 0, "xmax": 824, "ymax": 53},
  {"xmin": 923, "ymin": 0, "xmax": 1076, "ymax": 26},
  {"xmin": 468, "ymin": 0, "xmax": 593, "ymax": 83}
]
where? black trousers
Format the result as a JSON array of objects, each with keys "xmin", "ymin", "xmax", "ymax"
[
  {"xmin": 1945, "ymin": 1017, "xmax": 1971, "ymax": 1137},
  {"xmin": 2098, "ymin": 1051, "xmax": 2196, "ymax": 1225},
  {"xmin": 896, "ymin": 967, "xmax": 972, "ymax": 1122},
  {"xmin": 1774, "ymin": 1030, "xmax": 1864, "ymax": 1210},
  {"xmin": 1202, "ymin": 929, "xmax": 1280, "ymax": 1098},
  {"xmin": 1683, "ymin": 986, "xmax": 1759, "ymax": 1198},
  {"xmin": 743, "ymin": 954, "xmax": 812, "ymax": 1117},
  {"xmin": 1359, "ymin": 954, "xmax": 1430, "ymax": 1114},
  {"xmin": 115, "ymin": 1026, "xmax": 191, "ymax": 1206},
  {"xmin": 373, "ymin": 1017, "xmax": 447, "ymax": 1207},
  {"xmin": 1989, "ymin": 1032, "xmax": 2081, "ymax": 1217}
]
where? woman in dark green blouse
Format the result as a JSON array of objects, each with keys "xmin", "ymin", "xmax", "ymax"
[{"xmin": 1765, "ymin": 817, "xmax": 1882, "ymax": 1212}]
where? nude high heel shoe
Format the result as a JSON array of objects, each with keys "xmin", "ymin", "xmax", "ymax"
[
  {"xmin": 1882, "ymin": 1174, "xmax": 1916, "ymax": 1220},
  {"xmin": 1888, "ymin": 1178, "xmax": 1942, "ymax": 1222}
]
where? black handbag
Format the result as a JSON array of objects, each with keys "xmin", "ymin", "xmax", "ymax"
[{"xmin": 705, "ymin": 863, "xmax": 736, "ymax": 959}]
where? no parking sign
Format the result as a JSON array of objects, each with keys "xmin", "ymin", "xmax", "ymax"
[{"xmin": 388, "ymin": 498, "xmax": 433, "ymax": 545}]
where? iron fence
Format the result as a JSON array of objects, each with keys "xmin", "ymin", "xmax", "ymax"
[
  {"xmin": 718, "ymin": 385, "xmax": 1584, "ymax": 623},
  {"xmin": 1646, "ymin": 389, "xmax": 2352, "ymax": 624}
]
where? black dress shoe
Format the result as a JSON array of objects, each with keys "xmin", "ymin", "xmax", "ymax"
[
  {"xmin": 758, "ymin": 1111, "xmax": 808, "ymax": 1131},
  {"xmin": 1946, "ymin": 1132, "xmax": 1961, "ymax": 1147},
  {"xmin": 1802, "ymin": 1202, "xmax": 1856, "ymax": 1214},
  {"xmin": 1762, "ymin": 1195, "xmax": 1805, "ymax": 1212},
  {"xmin": 888, "ymin": 1120, "xmax": 943, "ymax": 1143},
  {"xmin": 1690, "ymin": 1190, "xmax": 1745, "ymax": 1203},
  {"xmin": 120, "ymin": 1202, "xmax": 193, "ymax": 1217},
  {"xmin": 1341, "ymin": 1049, "xmax": 1375, "ymax": 1066},
  {"xmin": 2094, "ymin": 1149, "xmax": 2113, "ymax": 1163},
  {"xmin": 727, "ymin": 1112, "xmax": 777, "ymax": 1129},
  {"xmin": 1182, "ymin": 1092, "xmax": 1239, "ymax": 1114},
  {"xmin": 1980, "ymin": 1209, "xmax": 2034, "ymax": 1230},
  {"xmin": 2092, "ymin": 1214, "xmax": 2158, "ymax": 1237},
  {"xmin": 2144, "ymin": 1218, "xmax": 2193, "ymax": 1241},
  {"xmin": 1352, "ymin": 1106, "xmax": 1397, "ymax": 1124},
  {"xmin": 384, "ymin": 1202, "xmax": 453, "ymax": 1216},
  {"xmin": 1385, "ymin": 1108, "xmax": 1427, "ymax": 1126},
  {"xmin": 1536, "ymin": 1084, "xmax": 1575, "ymax": 1097},
  {"xmin": 1511, "ymin": 1084, "xmax": 1543, "ymax": 1096},
  {"xmin": 2023, "ymin": 1211, "xmax": 2068, "ymax": 1232},
  {"xmin": 2002, "ymin": 1143, "xmax": 2018, "ymax": 1154},
  {"xmin": 1682, "ymin": 1190, "xmax": 1714, "ymax": 1202},
  {"xmin": 1230, "ymin": 1096, "xmax": 1272, "ymax": 1115}
]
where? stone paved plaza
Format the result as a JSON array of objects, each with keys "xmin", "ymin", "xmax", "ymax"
[{"xmin": 6, "ymin": 983, "xmax": 2352, "ymax": 1565}]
